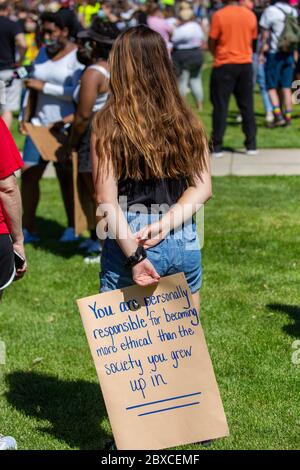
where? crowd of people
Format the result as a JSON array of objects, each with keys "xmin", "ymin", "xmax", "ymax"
[
  {"xmin": 0, "ymin": 0, "xmax": 300, "ymax": 451},
  {"xmin": 0, "ymin": 3, "xmax": 299, "ymax": 140},
  {"xmin": 0, "ymin": 0, "xmax": 299, "ymax": 257},
  {"xmin": 0, "ymin": 0, "xmax": 299, "ymax": 259}
]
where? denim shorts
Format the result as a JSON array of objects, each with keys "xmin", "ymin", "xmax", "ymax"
[
  {"xmin": 265, "ymin": 52, "xmax": 294, "ymax": 90},
  {"xmin": 100, "ymin": 212, "xmax": 202, "ymax": 294},
  {"xmin": 23, "ymin": 136, "xmax": 46, "ymax": 167}
]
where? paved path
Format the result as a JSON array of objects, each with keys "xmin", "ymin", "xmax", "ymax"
[
  {"xmin": 211, "ymin": 148, "xmax": 300, "ymax": 176},
  {"xmin": 41, "ymin": 148, "xmax": 300, "ymax": 178}
]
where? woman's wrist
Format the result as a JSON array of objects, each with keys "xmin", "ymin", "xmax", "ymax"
[{"xmin": 125, "ymin": 246, "xmax": 147, "ymax": 268}]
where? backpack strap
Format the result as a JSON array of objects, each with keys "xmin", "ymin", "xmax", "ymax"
[{"xmin": 275, "ymin": 5, "xmax": 293, "ymax": 17}]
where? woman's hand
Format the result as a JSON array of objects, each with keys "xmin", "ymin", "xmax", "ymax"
[
  {"xmin": 18, "ymin": 121, "xmax": 28, "ymax": 136},
  {"xmin": 24, "ymin": 79, "xmax": 45, "ymax": 91},
  {"xmin": 132, "ymin": 259, "xmax": 160, "ymax": 287},
  {"xmin": 135, "ymin": 220, "xmax": 168, "ymax": 250}
]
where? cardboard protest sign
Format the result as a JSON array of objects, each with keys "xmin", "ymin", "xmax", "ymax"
[
  {"xmin": 23, "ymin": 123, "xmax": 68, "ymax": 162},
  {"xmin": 77, "ymin": 272, "xmax": 229, "ymax": 450}
]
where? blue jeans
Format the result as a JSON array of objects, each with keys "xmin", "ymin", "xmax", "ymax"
[
  {"xmin": 23, "ymin": 136, "xmax": 45, "ymax": 167},
  {"xmin": 253, "ymin": 53, "xmax": 273, "ymax": 113},
  {"xmin": 100, "ymin": 212, "xmax": 202, "ymax": 294}
]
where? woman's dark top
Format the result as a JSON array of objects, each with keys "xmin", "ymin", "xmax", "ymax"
[{"xmin": 118, "ymin": 177, "xmax": 189, "ymax": 212}]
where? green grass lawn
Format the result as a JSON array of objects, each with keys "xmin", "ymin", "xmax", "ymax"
[{"xmin": 0, "ymin": 176, "xmax": 299, "ymax": 450}]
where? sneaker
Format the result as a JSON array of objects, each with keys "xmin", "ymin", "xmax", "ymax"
[
  {"xmin": 23, "ymin": 228, "xmax": 40, "ymax": 244},
  {"xmin": 246, "ymin": 149, "xmax": 258, "ymax": 156},
  {"xmin": 84, "ymin": 253, "xmax": 101, "ymax": 264},
  {"xmin": 59, "ymin": 227, "xmax": 79, "ymax": 242},
  {"xmin": 212, "ymin": 151, "xmax": 224, "ymax": 158},
  {"xmin": 85, "ymin": 240, "xmax": 102, "ymax": 255},
  {"xmin": 265, "ymin": 111, "xmax": 274, "ymax": 124},
  {"xmin": 274, "ymin": 117, "xmax": 286, "ymax": 127},
  {"xmin": 0, "ymin": 435, "xmax": 17, "ymax": 450}
]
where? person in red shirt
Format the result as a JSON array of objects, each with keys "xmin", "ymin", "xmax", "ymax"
[{"xmin": 0, "ymin": 117, "xmax": 27, "ymax": 297}]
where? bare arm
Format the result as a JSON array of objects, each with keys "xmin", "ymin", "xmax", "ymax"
[
  {"xmin": 161, "ymin": 157, "xmax": 212, "ymax": 233},
  {"xmin": 0, "ymin": 174, "xmax": 27, "ymax": 276},
  {"xmin": 136, "ymin": 153, "xmax": 212, "ymax": 247},
  {"xmin": 70, "ymin": 69, "xmax": 103, "ymax": 149},
  {"xmin": 259, "ymin": 29, "xmax": 269, "ymax": 59},
  {"xmin": 91, "ymin": 133, "xmax": 140, "ymax": 257},
  {"xmin": 91, "ymin": 133, "xmax": 160, "ymax": 286}
]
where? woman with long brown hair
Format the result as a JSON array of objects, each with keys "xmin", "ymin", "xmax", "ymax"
[{"xmin": 91, "ymin": 25, "xmax": 211, "ymax": 312}]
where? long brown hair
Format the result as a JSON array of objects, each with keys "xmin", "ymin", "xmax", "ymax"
[{"xmin": 92, "ymin": 25, "xmax": 208, "ymax": 184}]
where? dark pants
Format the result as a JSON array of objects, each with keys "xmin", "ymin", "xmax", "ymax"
[{"xmin": 210, "ymin": 63, "xmax": 256, "ymax": 152}]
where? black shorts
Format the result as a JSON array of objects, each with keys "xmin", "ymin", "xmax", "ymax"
[
  {"xmin": 172, "ymin": 48, "xmax": 203, "ymax": 78},
  {"xmin": 0, "ymin": 234, "xmax": 15, "ymax": 290}
]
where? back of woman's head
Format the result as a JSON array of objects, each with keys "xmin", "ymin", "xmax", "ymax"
[{"xmin": 93, "ymin": 25, "xmax": 208, "ymax": 183}]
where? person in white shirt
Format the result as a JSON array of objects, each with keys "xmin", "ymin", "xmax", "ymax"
[
  {"xmin": 20, "ymin": 11, "xmax": 84, "ymax": 244},
  {"xmin": 259, "ymin": 0, "xmax": 298, "ymax": 126},
  {"xmin": 171, "ymin": 5, "xmax": 205, "ymax": 110}
]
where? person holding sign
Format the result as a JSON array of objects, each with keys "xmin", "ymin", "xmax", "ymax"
[
  {"xmin": 91, "ymin": 25, "xmax": 212, "ymax": 313},
  {"xmin": 20, "ymin": 11, "xmax": 84, "ymax": 244}
]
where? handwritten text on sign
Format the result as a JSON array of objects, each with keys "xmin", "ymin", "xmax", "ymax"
[{"xmin": 77, "ymin": 273, "xmax": 229, "ymax": 450}]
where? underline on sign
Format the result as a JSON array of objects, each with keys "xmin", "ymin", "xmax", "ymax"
[
  {"xmin": 126, "ymin": 392, "xmax": 202, "ymax": 411},
  {"xmin": 138, "ymin": 401, "xmax": 200, "ymax": 417}
]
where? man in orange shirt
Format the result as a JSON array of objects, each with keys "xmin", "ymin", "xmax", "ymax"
[{"xmin": 209, "ymin": 1, "xmax": 258, "ymax": 157}]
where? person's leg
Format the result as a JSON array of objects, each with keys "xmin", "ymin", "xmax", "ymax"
[
  {"xmin": 268, "ymin": 87, "xmax": 284, "ymax": 122},
  {"xmin": 187, "ymin": 50, "xmax": 204, "ymax": 110},
  {"xmin": 234, "ymin": 64, "xmax": 257, "ymax": 151},
  {"xmin": 210, "ymin": 65, "xmax": 235, "ymax": 153},
  {"xmin": 55, "ymin": 162, "xmax": 75, "ymax": 228},
  {"xmin": 282, "ymin": 88, "xmax": 292, "ymax": 123},
  {"xmin": 21, "ymin": 164, "xmax": 47, "ymax": 234},
  {"xmin": 178, "ymin": 69, "xmax": 190, "ymax": 98},
  {"xmin": 257, "ymin": 62, "xmax": 273, "ymax": 115},
  {"xmin": 189, "ymin": 72, "xmax": 204, "ymax": 110},
  {"xmin": 265, "ymin": 53, "xmax": 285, "ymax": 124},
  {"xmin": 281, "ymin": 53, "xmax": 294, "ymax": 124}
]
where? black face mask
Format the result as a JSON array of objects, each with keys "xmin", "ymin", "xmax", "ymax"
[
  {"xmin": 76, "ymin": 41, "xmax": 94, "ymax": 66},
  {"xmin": 45, "ymin": 39, "xmax": 64, "ymax": 57}
]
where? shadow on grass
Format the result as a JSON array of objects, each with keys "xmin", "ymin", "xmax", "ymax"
[
  {"xmin": 6, "ymin": 371, "xmax": 111, "ymax": 449},
  {"xmin": 267, "ymin": 303, "xmax": 300, "ymax": 337},
  {"xmin": 30, "ymin": 216, "xmax": 82, "ymax": 260}
]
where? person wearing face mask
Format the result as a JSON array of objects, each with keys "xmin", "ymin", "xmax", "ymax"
[
  {"xmin": 69, "ymin": 18, "xmax": 119, "ymax": 262},
  {"xmin": 20, "ymin": 11, "xmax": 84, "ymax": 244}
]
